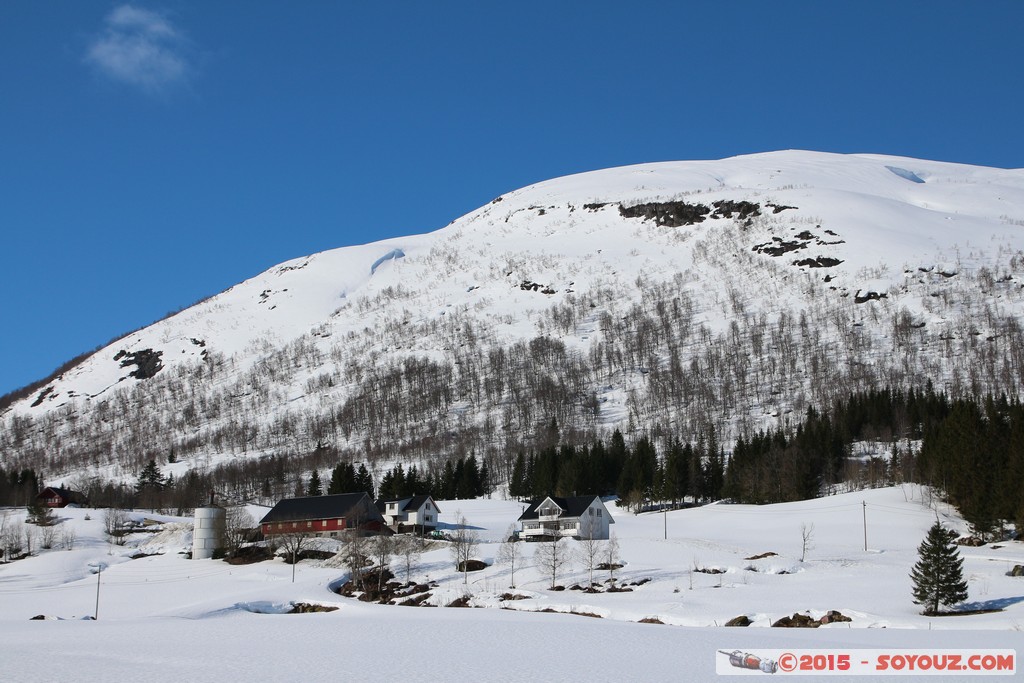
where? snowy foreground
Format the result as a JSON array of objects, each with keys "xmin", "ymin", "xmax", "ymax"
[{"xmin": 1, "ymin": 486, "xmax": 1020, "ymax": 681}]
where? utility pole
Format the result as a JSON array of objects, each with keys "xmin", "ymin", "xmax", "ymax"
[
  {"xmin": 92, "ymin": 563, "xmax": 103, "ymax": 620},
  {"xmin": 663, "ymin": 505, "xmax": 667, "ymax": 540},
  {"xmin": 862, "ymin": 501, "xmax": 868, "ymax": 552}
]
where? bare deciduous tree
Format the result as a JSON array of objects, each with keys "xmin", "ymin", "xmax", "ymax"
[
  {"xmin": 1, "ymin": 517, "xmax": 24, "ymax": 561},
  {"xmin": 276, "ymin": 531, "xmax": 312, "ymax": 583},
  {"xmin": 800, "ymin": 522, "xmax": 815, "ymax": 562},
  {"xmin": 23, "ymin": 524, "xmax": 35, "ymax": 557},
  {"xmin": 61, "ymin": 525, "xmax": 78, "ymax": 551},
  {"xmin": 604, "ymin": 532, "xmax": 621, "ymax": 583},
  {"xmin": 224, "ymin": 507, "xmax": 255, "ymax": 556},
  {"xmin": 40, "ymin": 523, "xmax": 58, "ymax": 550},
  {"xmin": 103, "ymin": 509, "xmax": 130, "ymax": 545},
  {"xmin": 448, "ymin": 513, "xmax": 480, "ymax": 585},
  {"xmin": 495, "ymin": 524, "xmax": 523, "ymax": 588},
  {"xmin": 395, "ymin": 535, "xmax": 424, "ymax": 583},
  {"xmin": 369, "ymin": 533, "xmax": 397, "ymax": 592},
  {"xmin": 576, "ymin": 535, "xmax": 604, "ymax": 588},
  {"xmin": 534, "ymin": 536, "xmax": 570, "ymax": 589},
  {"xmin": 339, "ymin": 529, "xmax": 370, "ymax": 590}
]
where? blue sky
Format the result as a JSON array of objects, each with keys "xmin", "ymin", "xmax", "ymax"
[{"xmin": 2, "ymin": 1, "xmax": 1023, "ymax": 397}]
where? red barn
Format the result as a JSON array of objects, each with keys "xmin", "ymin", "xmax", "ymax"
[{"xmin": 259, "ymin": 492, "xmax": 385, "ymax": 538}]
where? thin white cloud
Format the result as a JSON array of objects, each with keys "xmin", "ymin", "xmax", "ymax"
[{"xmin": 85, "ymin": 5, "xmax": 189, "ymax": 93}]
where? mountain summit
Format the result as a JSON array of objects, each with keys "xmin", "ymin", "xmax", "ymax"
[{"xmin": 4, "ymin": 151, "xmax": 1024, "ymax": 486}]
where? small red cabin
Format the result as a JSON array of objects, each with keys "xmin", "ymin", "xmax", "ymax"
[{"xmin": 36, "ymin": 486, "xmax": 87, "ymax": 508}]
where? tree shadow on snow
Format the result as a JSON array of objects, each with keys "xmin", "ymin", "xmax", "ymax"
[{"xmin": 955, "ymin": 595, "xmax": 1024, "ymax": 613}]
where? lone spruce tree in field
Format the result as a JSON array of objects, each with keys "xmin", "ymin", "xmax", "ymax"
[{"xmin": 910, "ymin": 522, "xmax": 968, "ymax": 615}]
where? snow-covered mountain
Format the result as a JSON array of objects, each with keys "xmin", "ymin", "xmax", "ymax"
[{"xmin": 4, "ymin": 151, "xmax": 1024, "ymax": 486}]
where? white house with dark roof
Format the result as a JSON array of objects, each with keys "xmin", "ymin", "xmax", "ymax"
[
  {"xmin": 375, "ymin": 494, "xmax": 440, "ymax": 533},
  {"xmin": 517, "ymin": 495, "xmax": 614, "ymax": 540}
]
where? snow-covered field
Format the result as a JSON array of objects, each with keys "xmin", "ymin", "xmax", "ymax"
[{"xmin": 1, "ymin": 487, "xmax": 1020, "ymax": 681}]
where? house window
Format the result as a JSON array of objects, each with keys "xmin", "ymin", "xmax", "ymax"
[
  {"xmin": 597, "ymin": 509, "xmax": 602, "ymax": 517},
  {"xmin": 277, "ymin": 523, "xmax": 282, "ymax": 530},
  {"xmin": 307, "ymin": 521, "xmax": 312, "ymax": 528},
  {"xmin": 589, "ymin": 508, "xmax": 594, "ymax": 516},
  {"xmin": 322, "ymin": 520, "xmax": 328, "ymax": 527}
]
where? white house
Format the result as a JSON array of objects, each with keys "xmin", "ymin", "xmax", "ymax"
[
  {"xmin": 375, "ymin": 494, "xmax": 440, "ymax": 533},
  {"xmin": 517, "ymin": 495, "xmax": 614, "ymax": 540}
]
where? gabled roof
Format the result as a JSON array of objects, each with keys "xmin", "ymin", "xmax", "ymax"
[
  {"xmin": 375, "ymin": 494, "xmax": 439, "ymax": 514},
  {"xmin": 517, "ymin": 495, "xmax": 602, "ymax": 521},
  {"xmin": 37, "ymin": 486, "xmax": 87, "ymax": 503},
  {"xmin": 260, "ymin": 492, "xmax": 377, "ymax": 525},
  {"xmin": 406, "ymin": 494, "xmax": 439, "ymax": 513},
  {"xmin": 374, "ymin": 497, "xmax": 401, "ymax": 514}
]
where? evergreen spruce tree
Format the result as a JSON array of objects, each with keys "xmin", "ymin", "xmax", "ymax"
[
  {"xmin": 910, "ymin": 521, "xmax": 969, "ymax": 615},
  {"xmin": 478, "ymin": 461, "xmax": 490, "ymax": 497},
  {"xmin": 356, "ymin": 462, "xmax": 373, "ymax": 498},
  {"xmin": 440, "ymin": 459, "xmax": 456, "ymax": 499},
  {"xmin": 509, "ymin": 452, "xmax": 526, "ymax": 500},
  {"xmin": 404, "ymin": 465, "xmax": 420, "ymax": 497},
  {"xmin": 306, "ymin": 470, "xmax": 322, "ymax": 497},
  {"xmin": 136, "ymin": 459, "xmax": 167, "ymax": 510},
  {"xmin": 26, "ymin": 500, "xmax": 55, "ymax": 526},
  {"xmin": 457, "ymin": 455, "xmax": 481, "ymax": 499},
  {"xmin": 382, "ymin": 463, "xmax": 405, "ymax": 499},
  {"xmin": 378, "ymin": 469, "xmax": 396, "ymax": 500},
  {"xmin": 136, "ymin": 460, "xmax": 166, "ymax": 493},
  {"xmin": 327, "ymin": 462, "xmax": 356, "ymax": 495}
]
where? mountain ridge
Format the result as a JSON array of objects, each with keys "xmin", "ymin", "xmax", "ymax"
[{"xmin": 4, "ymin": 150, "xmax": 1024, "ymax": 493}]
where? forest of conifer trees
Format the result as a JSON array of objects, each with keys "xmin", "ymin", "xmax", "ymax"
[{"xmin": 2, "ymin": 388, "xmax": 1021, "ymax": 539}]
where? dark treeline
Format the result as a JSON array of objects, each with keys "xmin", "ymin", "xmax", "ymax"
[
  {"xmin": 916, "ymin": 395, "xmax": 1024, "ymax": 537},
  {"xmin": 508, "ymin": 424, "xmax": 726, "ymax": 511},
  {"xmin": 723, "ymin": 407, "xmax": 846, "ymax": 504},
  {"xmin": 373, "ymin": 454, "xmax": 490, "ymax": 501},
  {"xmin": 721, "ymin": 387, "xmax": 949, "ymax": 506},
  {"xmin": 314, "ymin": 453, "xmax": 491, "ymax": 502},
  {"xmin": 0, "ymin": 461, "xmax": 212, "ymax": 513},
  {"xmin": 0, "ymin": 467, "xmax": 40, "ymax": 507},
  {"xmin": 3, "ymin": 387, "xmax": 1021, "ymax": 539},
  {"xmin": 724, "ymin": 387, "xmax": 1024, "ymax": 537}
]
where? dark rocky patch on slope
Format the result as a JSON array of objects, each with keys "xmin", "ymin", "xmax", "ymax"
[
  {"xmin": 754, "ymin": 237, "xmax": 808, "ymax": 257},
  {"xmin": 794, "ymin": 257, "xmax": 843, "ymax": 268},
  {"xmin": 619, "ymin": 201, "xmax": 711, "ymax": 227},
  {"xmin": 618, "ymin": 199, "xmax": 764, "ymax": 227},
  {"xmin": 854, "ymin": 290, "xmax": 887, "ymax": 304},
  {"xmin": 712, "ymin": 200, "xmax": 761, "ymax": 222},
  {"xmin": 113, "ymin": 348, "xmax": 164, "ymax": 380}
]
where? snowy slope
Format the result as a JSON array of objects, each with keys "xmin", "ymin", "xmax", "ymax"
[
  {"xmin": 19, "ymin": 151, "xmax": 1024, "ymax": 409},
  {"xmin": 0, "ymin": 487, "xmax": 1020, "ymax": 681},
  {"xmin": 5, "ymin": 150, "xmax": 1024, "ymax": 481}
]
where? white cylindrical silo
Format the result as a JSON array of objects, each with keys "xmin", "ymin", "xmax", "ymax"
[{"xmin": 193, "ymin": 506, "xmax": 226, "ymax": 560}]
